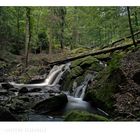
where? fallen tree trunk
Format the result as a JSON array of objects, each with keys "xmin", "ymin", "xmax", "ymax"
[
  {"xmin": 103, "ymin": 30, "xmax": 140, "ymax": 48},
  {"xmin": 49, "ymin": 39, "xmax": 140, "ymax": 65}
]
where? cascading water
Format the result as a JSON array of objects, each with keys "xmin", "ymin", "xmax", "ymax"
[
  {"xmin": 9, "ymin": 61, "xmax": 108, "ymax": 120},
  {"xmin": 10, "ymin": 63, "xmax": 70, "ymax": 89},
  {"xmin": 72, "ymin": 73, "xmax": 94, "ymax": 99}
]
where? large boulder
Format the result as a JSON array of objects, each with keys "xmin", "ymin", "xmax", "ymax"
[
  {"xmin": 64, "ymin": 110, "xmax": 108, "ymax": 121},
  {"xmin": 33, "ymin": 94, "xmax": 68, "ymax": 114},
  {"xmin": 84, "ymin": 67, "xmax": 126, "ymax": 114},
  {"xmin": 70, "ymin": 66, "xmax": 84, "ymax": 78},
  {"xmin": 84, "ymin": 49, "xmax": 140, "ymax": 120}
]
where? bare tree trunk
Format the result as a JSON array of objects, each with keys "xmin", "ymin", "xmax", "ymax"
[
  {"xmin": 127, "ymin": 7, "xmax": 137, "ymax": 47},
  {"xmin": 16, "ymin": 7, "xmax": 20, "ymax": 51},
  {"xmin": 25, "ymin": 7, "xmax": 31, "ymax": 67},
  {"xmin": 60, "ymin": 21, "xmax": 64, "ymax": 50}
]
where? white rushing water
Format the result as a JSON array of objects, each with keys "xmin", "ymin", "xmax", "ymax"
[
  {"xmin": 9, "ymin": 62, "xmax": 108, "ymax": 117},
  {"xmin": 10, "ymin": 63, "xmax": 71, "ymax": 89},
  {"xmin": 72, "ymin": 73, "xmax": 94, "ymax": 99}
]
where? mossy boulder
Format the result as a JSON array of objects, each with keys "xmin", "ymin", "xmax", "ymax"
[
  {"xmin": 89, "ymin": 62, "xmax": 103, "ymax": 72},
  {"xmin": 62, "ymin": 56, "xmax": 103, "ymax": 92},
  {"xmin": 71, "ymin": 59, "xmax": 83, "ymax": 68},
  {"xmin": 70, "ymin": 66, "xmax": 84, "ymax": 78},
  {"xmin": 80, "ymin": 56, "xmax": 99, "ymax": 69},
  {"xmin": 71, "ymin": 56, "xmax": 101, "ymax": 70},
  {"xmin": 64, "ymin": 110, "xmax": 108, "ymax": 121},
  {"xmin": 85, "ymin": 68, "xmax": 126, "ymax": 113}
]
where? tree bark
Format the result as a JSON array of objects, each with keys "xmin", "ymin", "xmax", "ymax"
[
  {"xmin": 25, "ymin": 7, "xmax": 31, "ymax": 67},
  {"xmin": 16, "ymin": 7, "xmax": 20, "ymax": 51},
  {"xmin": 127, "ymin": 7, "xmax": 137, "ymax": 47},
  {"xmin": 60, "ymin": 7, "xmax": 66, "ymax": 50}
]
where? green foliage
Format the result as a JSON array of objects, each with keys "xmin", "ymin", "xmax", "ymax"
[
  {"xmin": 108, "ymin": 52, "xmax": 125, "ymax": 72},
  {"xmin": 0, "ymin": 6, "xmax": 140, "ymax": 54}
]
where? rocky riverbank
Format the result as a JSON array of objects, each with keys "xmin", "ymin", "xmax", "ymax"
[{"xmin": 1, "ymin": 47, "xmax": 140, "ymax": 121}]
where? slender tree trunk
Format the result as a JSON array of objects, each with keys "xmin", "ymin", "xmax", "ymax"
[
  {"xmin": 25, "ymin": 7, "xmax": 31, "ymax": 67},
  {"xmin": 127, "ymin": 7, "xmax": 137, "ymax": 47},
  {"xmin": 60, "ymin": 21, "xmax": 64, "ymax": 50},
  {"xmin": 59, "ymin": 7, "xmax": 66, "ymax": 50},
  {"xmin": 16, "ymin": 7, "xmax": 20, "ymax": 51},
  {"xmin": 134, "ymin": 10, "xmax": 139, "ymax": 39},
  {"xmin": 72, "ymin": 7, "xmax": 79, "ymax": 49},
  {"xmin": 48, "ymin": 28, "xmax": 52, "ymax": 58}
]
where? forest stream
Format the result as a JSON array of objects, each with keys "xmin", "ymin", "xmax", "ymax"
[{"xmin": 5, "ymin": 62, "xmax": 108, "ymax": 121}]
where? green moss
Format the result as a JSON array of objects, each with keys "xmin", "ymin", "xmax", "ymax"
[
  {"xmin": 62, "ymin": 74, "xmax": 74, "ymax": 91},
  {"xmin": 85, "ymin": 67, "xmax": 126, "ymax": 112},
  {"xmin": 80, "ymin": 56, "xmax": 99, "ymax": 68},
  {"xmin": 108, "ymin": 52, "xmax": 125, "ymax": 72},
  {"xmin": 71, "ymin": 59, "xmax": 83, "ymax": 68},
  {"xmin": 71, "ymin": 56, "xmax": 99, "ymax": 69},
  {"xmin": 95, "ymin": 53, "xmax": 111, "ymax": 60},
  {"xmin": 64, "ymin": 110, "xmax": 108, "ymax": 121},
  {"xmin": 89, "ymin": 62, "xmax": 103, "ymax": 72},
  {"xmin": 75, "ymin": 75, "xmax": 85, "ymax": 86},
  {"xmin": 70, "ymin": 66, "xmax": 84, "ymax": 78}
]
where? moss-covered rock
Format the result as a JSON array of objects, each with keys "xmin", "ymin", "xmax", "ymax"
[
  {"xmin": 70, "ymin": 66, "xmax": 84, "ymax": 78},
  {"xmin": 62, "ymin": 56, "xmax": 103, "ymax": 92},
  {"xmin": 89, "ymin": 62, "xmax": 103, "ymax": 72},
  {"xmin": 85, "ymin": 67, "xmax": 126, "ymax": 113},
  {"xmin": 64, "ymin": 110, "xmax": 108, "ymax": 121},
  {"xmin": 80, "ymin": 56, "xmax": 99, "ymax": 69},
  {"xmin": 71, "ymin": 59, "xmax": 83, "ymax": 68}
]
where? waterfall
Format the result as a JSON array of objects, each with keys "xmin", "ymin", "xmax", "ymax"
[
  {"xmin": 10, "ymin": 63, "xmax": 70, "ymax": 89},
  {"xmin": 8, "ymin": 62, "xmax": 109, "ymax": 119},
  {"xmin": 72, "ymin": 73, "xmax": 94, "ymax": 99}
]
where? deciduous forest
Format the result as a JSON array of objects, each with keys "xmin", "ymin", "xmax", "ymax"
[{"xmin": 0, "ymin": 6, "xmax": 140, "ymax": 121}]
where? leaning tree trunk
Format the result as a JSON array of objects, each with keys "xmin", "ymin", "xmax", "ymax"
[
  {"xmin": 127, "ymin": 7, "xmax": 137, "ymax": 47},
  {"xmin": 25, "ymin": 7, "xmax": 31, "ymax": 67}
]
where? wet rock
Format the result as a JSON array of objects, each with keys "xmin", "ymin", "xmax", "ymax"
[
  {"xmin": 64, "ymin": 110, "xmax": 108, "ymax": 121},
  {"xmin": 9, "ymin": 88, "xmax": 18, "ymax": 92},
  {"xmin": 7, "ymin": 95, "xmax": 33, "ymax": 115},
  {"xmin": 29, "ymin": 88, "xmax": 42, "ymax": 92},
  {"xmin": 0, "ymin": 89, "xmax": 8, "ymax": 95},
  {"xmin": 0, "ymin": 107, "xmax": 17, "ymax": 121},
  {"xmin": 1, "ymin": 82, "xmax": 14, "ymax": 90},
  {"xmin": 19, "ymin": 87, "xmax": 28, "ymax": 94},
  {"xmin": 33, "ymin": 94, "xmax": 68, "ymax": 114},
  {"xmin": 0, "ymin": 78, "xmax": 6, "ymax": 82}
]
